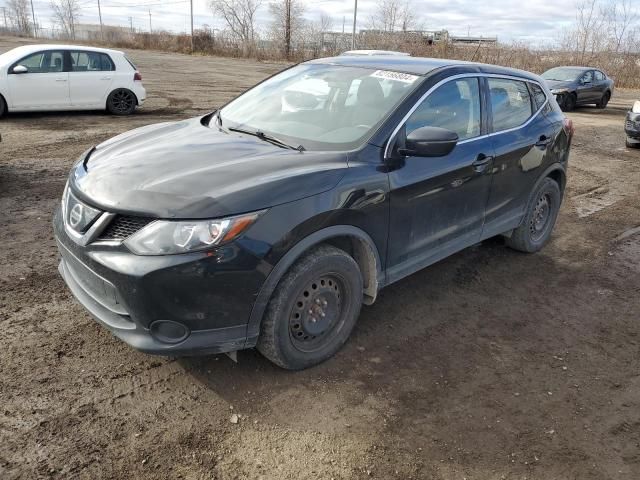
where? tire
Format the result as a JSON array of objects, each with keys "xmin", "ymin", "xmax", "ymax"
[
  {"xmin": 506, "ymin": 177, "xmax": 561, "ymax": 253},
  {"xmin": 596, "ymin": 91, "xmax": 610, "ymax": 109},
  {"xmin": 106, "ymin": 89, "xmax": 137, "ymax": 115},
  {"xmin": 561, "ymin": 93, "xmax": 576, "ymax": 112},
  {"xmin": 627, "ymin": 137, "xmax": 640, "ymax": 149},
  {"xmin": 257, "ymin": 244, "xmax": 363, "ymax": 370},
  {"xmin": 0, "ymin": 95, "xmax": 6, "ymax": 118}
]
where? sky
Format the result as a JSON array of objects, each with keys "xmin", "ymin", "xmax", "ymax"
[{"xmin": 22, "ymin": 0, "xmax": 581, "ymax": 45}]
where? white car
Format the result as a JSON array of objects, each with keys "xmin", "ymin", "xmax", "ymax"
[{"xmin": 0, "ymin": 44, "xmax": 146, "ymax": 117}]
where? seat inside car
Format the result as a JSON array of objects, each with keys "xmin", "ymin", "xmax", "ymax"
[{"xmin": 351, "ymin": 77, "xmax": 385, "ymax": 126}]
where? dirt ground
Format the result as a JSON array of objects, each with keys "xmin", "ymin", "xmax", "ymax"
[{"xmin": 1, "ymin": 36, "xmax": 639, "ymax": 480}]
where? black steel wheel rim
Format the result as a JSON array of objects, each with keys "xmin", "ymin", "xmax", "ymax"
[
  {"xmin": 112, "ymin": 90, "xmax": 134, "ymax": 113},
  {"xmin": 530, "ymin": 192, "xmax": 552, "ymax": 241},
  {"xmin": 288, "ymin": 274, "xmax": 346, "ymax": 353}
]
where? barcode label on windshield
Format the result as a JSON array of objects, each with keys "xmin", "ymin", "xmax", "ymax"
[{"xmin": 371, "ymin": 70, "xmax": 419, "ymax": 84}]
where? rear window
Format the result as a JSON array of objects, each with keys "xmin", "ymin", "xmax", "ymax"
[
  {"xmin": 70, "ymin": 51, "xmax": 115, "ymax": 72},
  {"xmin": 489, "ymin": 78, "xmax": 533, "ymax": 132}
]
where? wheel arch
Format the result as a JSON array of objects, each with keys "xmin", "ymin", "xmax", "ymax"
[
  {"xmin": 106, "ymin": 87, "xmax": 139, "ymax": 109},
  {"xmin": 244, "ymin": 225, "xmax": 383, "ymax": 347}
]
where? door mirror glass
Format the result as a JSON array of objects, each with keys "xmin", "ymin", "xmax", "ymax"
[
  {"xmin": 402, "ymin": 126, "xmax": 458, "ymax": 157},
  {"xmin": 12, "ymin": 65, "xmax": 28, "ymax": 74}
]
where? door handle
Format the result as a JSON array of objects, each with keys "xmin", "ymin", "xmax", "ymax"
[
  {"xmin": 55, "ymin": 78, "xmax": 67, "ymax": 82},
  {"xmin": 100, "ymin": 77, "xmax": 112, "ymax": 80},
  {"xmin": 535, "ymin": 135, "xmax": 552, "ymax": 148},
  {"xmin": 472, "ymin": 153, "xmax": 493, "ymax": 172}
]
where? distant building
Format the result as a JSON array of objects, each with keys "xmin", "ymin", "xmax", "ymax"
[{"xmin": 73, "ymin": 23, "xmax": 132, "ymax": 42}]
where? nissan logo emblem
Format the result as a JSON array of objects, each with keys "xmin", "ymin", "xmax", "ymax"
[{"xmin": 69, "ymin": 203, "xmax": 84, "ymax": 228}]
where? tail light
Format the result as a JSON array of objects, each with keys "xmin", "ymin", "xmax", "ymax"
[
  {"xmin": 563, "ymin": 117, "xmax": 574, "ymax": 138},
  {"xmin": 134, "ymin": 72, "xmax": 142, "ymax": 81}
]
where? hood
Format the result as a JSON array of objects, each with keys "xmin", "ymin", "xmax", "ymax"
[
  {"xmin": 70, "ymin": 116, "xmax": 348, "ymax": 219},
  {"xmin": 545, "ymin": 79, "xmax": 575, "ymax": 91}
]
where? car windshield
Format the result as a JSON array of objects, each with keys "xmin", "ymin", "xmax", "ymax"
[
  {"xmin": 542, "ymin": 67, "xmax": 584, "ymax": 82},
  {"xmin": 215, "ymin": 63, "xmax": 423, "ymax": 151}
]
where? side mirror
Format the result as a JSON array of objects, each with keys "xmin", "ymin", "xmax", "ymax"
[
  {"xmin": 12, "ymin": 65, "xmax": 28, "ymax": 74},
  {"xmin": 401, "ymin": 126, "xmax": 459, "ymax": 157}
]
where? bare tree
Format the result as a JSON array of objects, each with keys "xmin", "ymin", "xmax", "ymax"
[
  {"xmin": 305, "ymin": 12, "xmax": 334, "ymax": 57},
  {"xmin": 607, "ymin": 0, "xmax": 638, "ymax": 53},
  {"xmin": 50, "ymin": 0, "xmax": 81, "ymax": 40},
  {"xmin": 368, "ymin": 0, "xmax": 416, "ymax": 33},
  {"xmin": 269, "ymin": 0, "xmax": 305, "ymax": 59},
  {"xmin": 6, "ymin": 0, "xmax": 32, "ymax": 35},
  {"xmin": 211, "ymin": 0, "xmax": 262, "ymax": 56}
]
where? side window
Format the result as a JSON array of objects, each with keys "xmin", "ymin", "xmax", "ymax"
[
  {"xmin": 529, "ymin": 82, "xmax": 547, "ymax": 110},
  {"xmin": 406, "ymin": 77, "xmax": 481, "ymax": 141},
  {"xmin": 488, "ymin": 78, "xmax": 532, "ymax": 132},
  {"xmin": 16, "ymin": 51, "xmax": 64, "ymax": 73},
  {"xmin": 70, "ymin": 51, "xmax": 114, "ymax": 72},
  {"xmin": 581, "ymin": 71, "xmax": 594, "ymax": 83},
  {"xmin": 594, "ymin": 71, "xmax": 605, "ymax": 81}
]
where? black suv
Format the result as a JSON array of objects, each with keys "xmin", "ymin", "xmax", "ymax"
[{"xmin": 54, "ymin": 56, "xmax": 573, "ymax": 369}]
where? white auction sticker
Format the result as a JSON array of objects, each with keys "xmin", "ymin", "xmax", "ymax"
[{"xmin": 370, "ymin": 70, "xmax": 419, "ymax": 84}]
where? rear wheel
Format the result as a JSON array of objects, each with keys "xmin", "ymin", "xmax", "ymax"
[
  {"xmin": 257, "ymin": 245, "xmax": 363, "ymax": 370},
  {"xmin": 596, "ymin": 91, "xmax": 610, "ymax": 109},
  {"xmin": 506, "ymin": 177, "xmax": 561, "ymax": 253},
  {"xmin": 107, "ymin": 89, "xmax": 137, "ymax": 115}
]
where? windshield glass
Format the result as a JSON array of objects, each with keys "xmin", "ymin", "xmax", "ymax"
[
  {"xmin": 216, "ymin": 63, "xmax": 423, "ymax": 151},
  {"xmin": 542, "ymin": 67, "xmax": 583, "ymax": 82}
]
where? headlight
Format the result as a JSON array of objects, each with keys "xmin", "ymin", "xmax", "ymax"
[{"xmin": 124, "ymin": 211, "xmax": 264, "ymax": 255}]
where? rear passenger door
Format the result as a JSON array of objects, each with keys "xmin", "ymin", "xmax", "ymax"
[
  {"xmin": 68, "ymin": 51, "xmax": 115, "ymax": 107},
  {"xmin": 483, "ymin": 78, "xmax": 556, "ymax": 237}
]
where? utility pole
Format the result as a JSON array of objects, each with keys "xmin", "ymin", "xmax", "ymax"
[
  {"xmin": 29, "ymin": 0, "xmax": 36, "ymax": 37},
  {"xmin": 148, "ymin": 9, "xmax": 152, "ymax": 33},
  {"xmin": 351, "ymin": 0, "xmax": 358, "ymax": 50},
  {"xmin": 129, "ymin": 16, "xmax": 133, "ymax": 34},
  {"xmin": 190, "ymin": 0, "xmax": 194, "ymax": 52},
  {"xmin": 2, "ymin": 7, "xmax": 7, "ymax": 30},
  {"xmin": 97, "ymin": 0, "xmax": 104, "ymax": 42},
  {"xmin": 284, "ymin": 0, "xmax": 291, "ymax": 59},
  {"xmin": 342, "ymin": 16, "xmax": 345, "ymax": 34}
]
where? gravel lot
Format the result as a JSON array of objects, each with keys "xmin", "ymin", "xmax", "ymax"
[{"xmin": 1, "ymin": 36, "xmax": 639, "ymax": 480}]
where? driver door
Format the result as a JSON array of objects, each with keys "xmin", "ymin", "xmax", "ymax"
[
  {"xmin": 577, "ymin": 70, "xmax": 598, "ymax": 104},
  {"xmin": 386, "ymin": 77, "xmax": 494, "ymax": 283},
  {"xmin": 7, "ymin": 50, "xmax": 70, "ymax": 110}
]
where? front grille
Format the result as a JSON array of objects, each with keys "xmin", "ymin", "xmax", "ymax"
[
  {"xmin": 626, "ymin": 120, "xmax": 639, "ymax": 130},
  {"xmin": 98, "ymin": 215, "xmax": 153, "ymax": 241}
]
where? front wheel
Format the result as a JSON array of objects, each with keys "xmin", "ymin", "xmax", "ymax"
[
  {"xmin": 107, "ymin": 89, "xmax": 137, "ymax": 115},
  {"xmin": 506, "ymin": 178, "xmax": 561, "ymax": 253},
  {"xmin": 0, "ymin": 95, "xmax": 6, "ymax": 118},
  {"xmin": 561, "ymin": 93, "xmax": 576, "ymax": 112},
  {"xmin": 257, "ymin": 245, "xmax": 363, "ymax": 370},
  {"xmin": 627, "ymin": 137, "xmax": 640, "ymax": 149}
]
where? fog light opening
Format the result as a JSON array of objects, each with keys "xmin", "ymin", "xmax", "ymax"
[{"xmin": 150, "ymin": 320, "xmax": 190, "ymax": 344}]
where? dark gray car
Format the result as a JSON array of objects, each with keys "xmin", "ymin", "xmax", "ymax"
[{"xmin": 542, "ymin": 66, "xmax": 614, "ymax": 111}]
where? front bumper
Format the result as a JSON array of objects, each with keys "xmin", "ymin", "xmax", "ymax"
[{"xmin": 54, "ymin": 208, "xmax": 267, "ymax": 355}]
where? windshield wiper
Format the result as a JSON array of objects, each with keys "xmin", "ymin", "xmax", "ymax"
[{"xmin": 228, "ymin": 126, "xmax": 305, "ymax": 152}]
